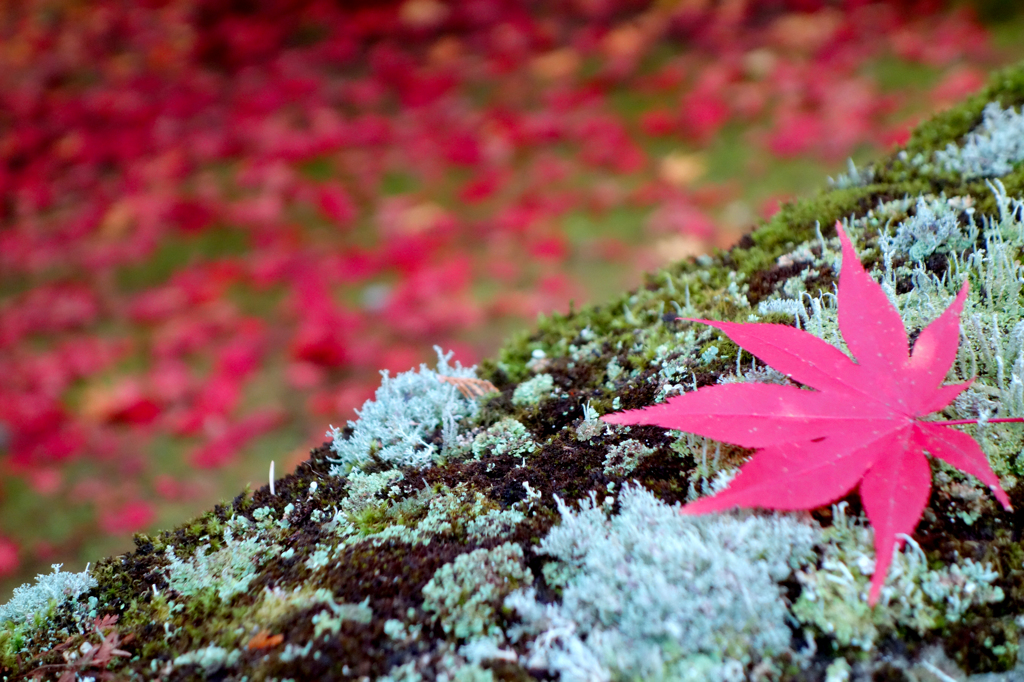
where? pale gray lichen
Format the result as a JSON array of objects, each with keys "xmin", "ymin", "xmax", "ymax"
[
  {"xmin": 604, "ymin": 357, "xmax": 624, "ymax": 387},
  {"xmin": 465, "ymin": 506, "xmax": 527, "ymax": 541},
  {"xmin": 757, "ymin": 298, "xmax": 811, "ymax": 328},
  {"xmin": 504, "ymin": 483, "xmax": 819, "ymax": 681},
  {"xmin": 669, "ymin": 433, "xmax": 737, "ymax": 503},
  {"xmin": 575, "ymin": 413, "xmax": 604, "ymax": 442},
  {"xmin": 824, "ymin": 658, "xmax": 852, "ymax": 682},
  {"xmin": 650, "ymin": 340, "xmax": 699, "ymax": 402},
  {"xmin": 828, "ymin": 158, "xmax": 876, "ymax": 189},
  {"xmin": 0, "ymin": 564, "xmax": 96, "ymax": 627},
  {"xmin": 377, "ymin": 642, "xmax": 500, "ymax": 682},
  {"xmin": 338, "ymin": 469, "xmax": 406, "ymax": 517},
  {"xmin": 327, "ymin": 347, "xmax": 480, "ymax": 475},
  {"xmin": 502, "ymin": 592, "xmax": 612, "ymax": 682},
  {"xmin": 251, "ymin": 585, "xmax": 351, "ymax": 626},
  {"xmin": 313, "ymin": 482, "xmax": 526, "ymax": 557},
  {"xmin": 0, "ymin": 564, "xmax": 100, "ymax": 664},
  {"xmin": 384, "ymin": 617, "xmax": 423, "ymax": 643},
  {"xmin": 311, "ymin": 596, "xmax": 373, "ymax": 637},
  {"xmin": 717, "ymin": 361, "xmax": 790, "ymax": 387},
  {"xmin": 934, "ymin": 102, "xmax": 1024, "ymax": 179},
  {"xmin": 163, "ymin": 526, "xmax": 279, "ymax": 603},
  {"xmin": 422, "ymin": 542, "xmax": 533, "ymax": 642},
  {"xmin": 881, "ymin": 195, "xmax": 978, "ymax": 262},
  {"xmin": 471, "ymin": 419, "xmax": 538, "ymax": 460},
  {"xmin": 278, "ymin": 639, "xmax": 315, "ymax": 662},
  {"xmin": 173, "ymin": 644, "xmax": 242, "ymax": 675},
  {"xmin": 512, "ymin": 373, "xmax": 555, "ymax": 406}
]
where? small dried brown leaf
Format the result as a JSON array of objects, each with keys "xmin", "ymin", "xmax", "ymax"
[{"xmin": 437, "ymin": 375, "xmax": 499, "ymax": 399}]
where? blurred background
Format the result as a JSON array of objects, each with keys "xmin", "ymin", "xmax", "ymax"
[{"xmin": 2, "ymin": 0, "xmax": 1023, "ymax": 599}]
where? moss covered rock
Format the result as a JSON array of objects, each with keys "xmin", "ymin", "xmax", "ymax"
[{"xmin": 6, "ymin": 61, "xmax": 1024, "ymax": 682}]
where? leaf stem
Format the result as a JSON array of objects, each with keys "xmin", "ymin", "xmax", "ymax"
[{"xmin": 934, "ymin": 417, "xmax": 1024, "ymax": 426}]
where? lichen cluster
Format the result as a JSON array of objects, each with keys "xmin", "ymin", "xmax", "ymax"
[{"xmin": 5, "ymin": 61, "xmax": 1024, "ymax": 682}]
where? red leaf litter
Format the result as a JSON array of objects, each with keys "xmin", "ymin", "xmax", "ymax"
[{"xmin": 603, "ymin": 222, "xmax": 1013, "ymax": 605}]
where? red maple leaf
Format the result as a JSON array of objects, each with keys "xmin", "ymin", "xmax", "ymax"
[{"xmin": 603, "ymin": 222, "xmax": 1015, "ymax": 605}]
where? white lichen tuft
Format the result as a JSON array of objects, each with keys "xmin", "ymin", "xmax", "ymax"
[
  {"xmin": 934, "ymin": 102, "xmax": 1024, "ymax": 179},
  {"xmin": 880, "ymin": 196, "xmax": 978, "ymax": 263},
  {"xmin": 504, "ymin": 483, "xmax": 819, "ymax": 681},
  {"xmin": 173, "ymin": 644, "xmax": 242, "ymax": 675},
  {"xmin": 0, "ymin": 564, "xmax": 97, "ymax": 627},
  {"xmin": 327, "ymin": 346, "xmax": 480, "ymax": 475},
  {"xmin": 828, "ymin": 158, "xmax": 876, "ymax": 189}
]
